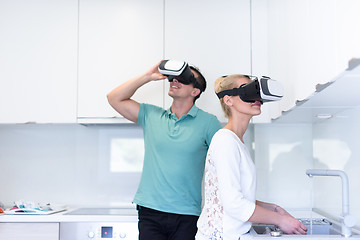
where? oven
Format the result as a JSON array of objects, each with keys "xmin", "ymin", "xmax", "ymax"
[{"xmin": 59, "ymin": 208, "xmax": 138, "ymax": 240}]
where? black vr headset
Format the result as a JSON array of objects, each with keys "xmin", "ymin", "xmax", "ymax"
[
  {"xmin": 158, "ymin": 60, "xmax": 199, "ymax": 89},
  {"xmin": 216, "ymin": 76, "xmax": 283, "ymax": 104}
]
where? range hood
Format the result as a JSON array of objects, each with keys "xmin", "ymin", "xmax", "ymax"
[
  {"xmin": 77, "ymin": 117, "xmax": 132, "ymax": 125},
  {"xmin": 273, "ymin": 58, "xmax": 360, "ymax": 124}
]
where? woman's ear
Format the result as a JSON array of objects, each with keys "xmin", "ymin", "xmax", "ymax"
[
  {"xmin": 191, "ymin": 88, "xmax": 201, "ymax": 97},
  {"xmin": 223, "ymin": 95, "xmax": 233, "ymax": 107}
]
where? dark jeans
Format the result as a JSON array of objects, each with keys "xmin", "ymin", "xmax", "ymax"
[{"xmin": 137, "ymin": 205, "xmax": 199, "ymax": 240}]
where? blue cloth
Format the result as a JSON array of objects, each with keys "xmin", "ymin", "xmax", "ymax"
[{"xmin": 133, "ymin": 103, "xmax": 221, "ymax": 216}]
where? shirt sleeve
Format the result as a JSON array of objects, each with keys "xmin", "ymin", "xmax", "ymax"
[
  {"xmin": 212, "ymin": 132, "xmax": 256, "ymax": 222},
  {"xmin": 205, "ymin": 115, "xmax": 222, "ymax": 147},
  {"xmin": 137, "ymin": 103, "xmax": 146, "ymax": 127}
]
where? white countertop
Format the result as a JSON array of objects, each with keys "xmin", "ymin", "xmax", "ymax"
[
  {"xmin": 0, "ymin": 208, "xmax": 332, "ymax": 223},
  {"xmin": 0, "ymin": 207, "xmax": 138, "ymax": 223},
  {"xmin": 0, "ymin": 208, "xmax": 318, "ymax": 223},
  {"xmin": 241, "ymin": 210, "xmax": 360, "ymax": 240},
  {"xmin": 1, "ymin": 208, "xmax": 359, "ymax": 239}
]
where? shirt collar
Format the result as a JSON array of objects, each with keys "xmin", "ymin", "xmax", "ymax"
[
  {"xmin": 166, "ymin": 104, "xmax": 199, "ymax": 118},
  {"xmin": 187, "ymin": 104, "xmax": 199, "ymax": 117}
]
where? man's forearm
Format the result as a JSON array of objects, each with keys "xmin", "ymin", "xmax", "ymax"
[{"xmin": 107, "ymin": 72, "xmax": 151, "ymax": 104}]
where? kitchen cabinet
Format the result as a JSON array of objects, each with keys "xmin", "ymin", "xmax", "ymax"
[
  {"xmin": 272, "ymin": 59, "xmax": 360, "ymax": 124},
  {"xmin": 0, "ymin": 0, "xmax": 78, "ymax": 123},
  {"xmin": 163, "ymin": 0, "xmax": 251, "ymax": 123},
  {"xmin": 77, "ymin": 0, "xmax": 164, "ymax": 123},
  {"xmin": 254, "ymin": 0, "xmax": 360, "ymax": 122},
  {"xmin": 78, "ymin": 0, "xmax": 252, "ymax": 123},
  {"xmin": 1, "ymin": 0, "xmax": 358, "ymax": 124},
  {"xmin": 0, "ymin": 223, "xmax": 59, "ymax": 240}
]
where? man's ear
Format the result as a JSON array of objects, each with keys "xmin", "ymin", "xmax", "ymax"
[{"xmin": 191, "ymin": 88, "xmax": 201, "ymax": 97}]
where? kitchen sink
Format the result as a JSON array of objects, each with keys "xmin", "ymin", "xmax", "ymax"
[{"xmin": 250, "ymin": 218, "xmax": 357, "ymax": 237}]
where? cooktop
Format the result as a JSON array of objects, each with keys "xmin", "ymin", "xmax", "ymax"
[{"xmin": 65, "ymin": 208, "xmax": 137, "ymax": 216}]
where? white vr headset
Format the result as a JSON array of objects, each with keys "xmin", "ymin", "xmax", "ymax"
[
  {"xmin": 216, "ymin": 76, "xmax": 283, "ymax": 103},
  {"xmin": 158, "ymin": 60, "xmax": 198, "ymax": 86}
]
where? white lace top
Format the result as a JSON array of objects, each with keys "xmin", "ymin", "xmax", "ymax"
[{"xmin": 196, "ymin": 129, "xmax": 257, "ymax": 240}]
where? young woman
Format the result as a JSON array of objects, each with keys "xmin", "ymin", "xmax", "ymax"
[{"xmin": 196, "ymin": 74, "xmax": 307, "ymax": 240}]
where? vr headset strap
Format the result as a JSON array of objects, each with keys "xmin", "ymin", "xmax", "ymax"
[{"xmin": 216, "ymin": 86, "xmax": 245, "ymax": 99}]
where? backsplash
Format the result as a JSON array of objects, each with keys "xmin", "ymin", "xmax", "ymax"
[
  {"xmin": 0, "ymin": 117, "xmax": 359, "ymax": 227},
  {"xmin": 312, "ymin": 106, "xmax": 360, "ymax": 222},
  {"xmin": 254, "ymin": 106, "xmax": 360, "ymax": 228},
  {"xmin": 0, "ymin": 124, "xmax": 142, "ymax": 208},
  {"xmin": 254, "ymin": 123, "xmax": 313, "ymax": 209}
]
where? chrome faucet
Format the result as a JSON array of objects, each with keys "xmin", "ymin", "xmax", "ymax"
[{"xmin": 306, "ymin": 169, "xmax": 356, "ymax": 237}]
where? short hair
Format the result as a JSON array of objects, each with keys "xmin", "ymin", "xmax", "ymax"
[
  {"xmin": 190, "ymin": 65, "xmax": 206, "ymax": 102},
  {"xmin": 214, "ymin": 74, "xmax": 250, "ymax": 118}
]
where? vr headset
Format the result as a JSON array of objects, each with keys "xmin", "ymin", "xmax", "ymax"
[
  {"xmin": 158, "ymin": 60, "xmax": 199, "ymax": 88},
  {"xmin": 216, "ymin": 76, "xmax": 283, "ymax": 104}
]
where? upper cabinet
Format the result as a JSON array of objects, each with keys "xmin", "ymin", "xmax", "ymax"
[
  {"xmin": 77, "ymin": 0, "xmax": 251, "ymax": 124},
  {"xmin": 273, "ymin": 59, "xmax": 360, "ymax": 124},
  {"xmin": 0, "ymin": 0, "xmax": 251, "ymax": 124},
  {"xmin": 77, "ymin": 0, "xmax": 164, "ymax": 123},
  {"xmin": 252, "ymin": 0, "xmax": 360, "ymax": 123},
  {"xmin": 77, "ymin": 0, "xmax": 252, "ymax": 124},
  {"xmin": 2, "ymin": 0, "xmax": 358, "ymax": 124},
  {"xmin": 0, "ymin": 0, "xmax": 78, "ymax": 123},
  {"xmin": 163, "ymin": 0, "xmax": 251, "ymax": 123}
]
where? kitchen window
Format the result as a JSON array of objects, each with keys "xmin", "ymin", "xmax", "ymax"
[
  {"xmin": 98, "ymin": 125, "xmax": 144, "ymax": 187},
  {"xmin": 110, "ymin": 138, "xmax": 144, "ymax": 172}
]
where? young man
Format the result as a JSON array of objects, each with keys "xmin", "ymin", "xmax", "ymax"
[{"xmin": 107, "ymin": 60, "xmax": 221, "ymax": 240}]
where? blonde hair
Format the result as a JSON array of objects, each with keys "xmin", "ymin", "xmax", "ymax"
[{"xmin": 214, "ymin": 74, "xmax": 249, "ymax": 118}]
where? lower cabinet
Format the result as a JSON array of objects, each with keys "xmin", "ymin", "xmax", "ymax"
[{"xmin": 0, "ymin": 223, "xmax": 59, "ymax": 240}]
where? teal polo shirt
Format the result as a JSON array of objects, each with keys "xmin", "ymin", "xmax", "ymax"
[{"xmin": 133, "ymin": 103, "xmax": 221, "ymax": 216}]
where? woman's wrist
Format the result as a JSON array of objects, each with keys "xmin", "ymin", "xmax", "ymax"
[{"xmin": 274, "ymin": 205, "xmax": 280, "ymax": 212}]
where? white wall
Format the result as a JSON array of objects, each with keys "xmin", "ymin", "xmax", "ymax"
[
  {"xmin": 252, "ymin": 110, "xmax": 360, "ymax": 227},
  {"xmin": 0, "ymin": 124, "xmax": 143, "ymax": 208},
  {"xmin": 1, "ymin": 116, "xmax": 360, "ymax": 227},
  {"xmin": 253, "ymin": 124, "xmax": 313, "ymax": 209},
  {"xmin": 0, "ymin": 123, "xmax": 313, "ymax": 210},
  {"xmin": 0, "ymin": 123, "xmax": 254, "ymax": 209},
  {"xmin": 312, "ymin": 106, "xmax": 360, "ymax": 221}
]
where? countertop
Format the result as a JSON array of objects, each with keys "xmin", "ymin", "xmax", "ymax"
[
  {"xmin": 241, "ymin": 210, "xmax": 360, "ymax": 240},
  {"xmin": 0, "ymin": 208, "xmax": 338, "ymax": 221},
  {"xmin": 0, "ymin": 208, "xmax": 315, "ymax": 223},
  {"xmin": 0, "ymin": 207, "xmax": 138, "ymax": 223},
  {"xmin": 1, "ymin": 208, "xmax": 359, "ymax": 239}
]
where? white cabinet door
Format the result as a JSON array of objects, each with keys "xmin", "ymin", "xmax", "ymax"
[
  {"xmin": 0, "ymin": 223, "xmax": 59, "ymax": 240},
  {"xmin": 77, "ymin": 0, "xmax": 164, "ymax": 122},
  {"xmin": 257, "ymin": 0, "xmax": 360, "ymax": 122},
  {"xmin": 0, "ymin": 0, "xmax": 78, "ymax": 123},
  {"xmin": 164, "ymin": 0, "xmax": 251, "ymax": 123}
]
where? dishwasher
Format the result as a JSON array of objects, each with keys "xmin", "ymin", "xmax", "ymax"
[{"xmin": 59, "ymin": 208, "xmax": 138, "ymax": 240}]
